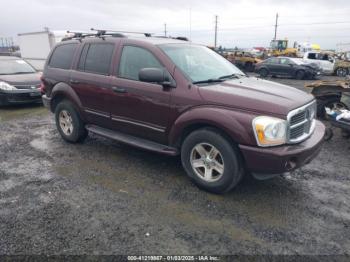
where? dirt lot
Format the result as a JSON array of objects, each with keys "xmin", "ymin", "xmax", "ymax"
[{"xmin": 0, "ymin": 75, "xmax": 349, "ymax": 256}]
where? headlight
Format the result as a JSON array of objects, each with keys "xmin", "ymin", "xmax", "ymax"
[
  {"xmin": 0, "ymin": 81, "xmax": 16, "ymax": 91},
  {"xmin": 253, "ymin": 116, "xmax": 287, "ymax": 147}
]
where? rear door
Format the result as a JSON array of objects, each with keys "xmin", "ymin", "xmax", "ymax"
[
  {"xmin": 266, "ymin": 57, "xmax": 280, "ymax": 74},
  {"xmin": 70, "ymin": 42, "xmax": 115, "ymax": 127},
  {"xmin": 278, "ymin": 57, "xmax": 294, "ymax": 76}
]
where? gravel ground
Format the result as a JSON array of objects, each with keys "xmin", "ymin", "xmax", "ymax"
[{"xmin": 0, "ymin": 75, "xmax": 349, "ymax": 256}]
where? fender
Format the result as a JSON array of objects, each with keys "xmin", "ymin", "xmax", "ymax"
[
  {"xmin": 51, "ymin": 82, "xmax": 86, "ymax": 121},
  {"xmin": 168, "ymin": 106, "xmax": 259, "ymax": 147}
]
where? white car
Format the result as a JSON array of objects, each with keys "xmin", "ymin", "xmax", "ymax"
[{"xmin": 303, "ymin": 52, "xmax": 335, "ymax": 75}]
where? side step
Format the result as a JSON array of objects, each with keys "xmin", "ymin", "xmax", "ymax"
[{"xmin": 85, "ymin": 124, "xmax": 179, "ymax": 156}]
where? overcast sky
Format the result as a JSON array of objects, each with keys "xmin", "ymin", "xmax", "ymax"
[{"xmin": 1, "ymin": 0, "xmax": 350, "ymax": 49}]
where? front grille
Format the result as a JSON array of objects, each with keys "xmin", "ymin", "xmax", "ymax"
[{"xmin": 287, "ymin": 101, "xmax": 317, "ymax": 143}]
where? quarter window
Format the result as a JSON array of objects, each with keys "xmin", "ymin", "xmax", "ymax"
[
  {"xmin": 78, "ymin": 43, "xmax": 114, "ymax": 75},
  {"xmin": 118, "ymin": 46, "xmax": 162, "ymax": 81},
  {"xmin": 49, "ymin": 44, "xmax": 77, "ymax": 69}
]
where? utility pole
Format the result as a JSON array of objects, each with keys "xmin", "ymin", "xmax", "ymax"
[
  {"xmin": 274, "ymin": 13, "xmax": 278, "ymax": 40},
  {"xmin": 214, "ymin": 15, "xmax": 218, "ymax": 48},
  {"xmin": 164, "ymin": 23, "xmax": 167, "ymax": 37}
]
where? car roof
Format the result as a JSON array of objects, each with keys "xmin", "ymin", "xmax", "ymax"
[{"xmin": 62, "ymin": 35, "xmax": 194, "ymax": 46}]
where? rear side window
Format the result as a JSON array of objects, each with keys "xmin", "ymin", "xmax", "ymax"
[
  {"xmin": 78, "ymin": 43, "xmax": 114, "ymax": 75},
  {"xmin": 118, "ymin": 46, "xmax": 162, "ymax": 81},
  {"xmin": 49, "ymin": 44, "xmax": 77, "ymax": 69}
]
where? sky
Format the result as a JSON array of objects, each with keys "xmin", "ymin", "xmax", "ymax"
[{"xmin": 1, "ymin": 0, "xmax": 350, "ymax": 49}]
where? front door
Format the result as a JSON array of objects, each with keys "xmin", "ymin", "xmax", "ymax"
[{"xmin": 109, "ymin": 45, "xmax": 172, "ymax": 144}]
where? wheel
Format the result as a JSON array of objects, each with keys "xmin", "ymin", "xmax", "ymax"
[
  {"xmin": 181, "ymin": 128, "xmax": 243, "ymax": 193},
  {"xmin": 324, "ymin": 128, "xmax": 333, "ymax": 141},
  {"xmin": 336, "ymin": 67, "xmax": 348, "ymax": 77},
  {"xmin": 55, "ymin": 100, "xmax": 88, "ymax": 143},
  {"xmin": 295, "ymin": 70, "xmax": 305, "ymax": 80},
  {"xmin": 258, "ymin": 68, "xmax": 269, "ymax": 78}
]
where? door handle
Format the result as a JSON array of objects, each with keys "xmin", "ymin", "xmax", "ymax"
[
  {"xmin": 70, "ymin": 79, "xmax": 80, "ymax": 84},
  {"xmin": 112, "ymin": 86, "xmax": 127, "ymax": 93}
]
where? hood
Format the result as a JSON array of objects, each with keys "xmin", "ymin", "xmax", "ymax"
[
  {"xmin": 197, "ymin": 76, "xmax": 314, "ymax": 117},
  {"xmin": 0, "ymin": 73, "xmax": 41, "ymax": 87}
]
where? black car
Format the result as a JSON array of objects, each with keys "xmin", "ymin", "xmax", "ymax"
[
  {"xmin": 0, "ymin": 56, "xmax": 42, "ymax": 106},
  {"xmin": 255, "ymin": 57, "xmax": 321, "ymax": 80}
]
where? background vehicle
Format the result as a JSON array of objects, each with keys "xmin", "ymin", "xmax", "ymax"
[
  {"xmin": 255, "ymin": 57, "xmax": 320, "ymax": 79},
  {"xmin": 269, "ymin": 39, "xmax": 297, "ymax": 57},
  {"xmin": 333, "ymin": 59, "xmax": 350, "ymax": 77},
  {"xmin": 0, "ymin": 56, "xmax": 41, "ymax": 106},
  {"xmin": 302, "ymin": 51, "xmax": 335, "ymax": 74},
  {"xmin": 18, "ymin": 29, "xmax": 66, "ymax": 70},
  {"xmin": 225, "ymin": 51, "xmax": 262, "ymax": 72},
  {"xmin": 41, "ymin": 31, "xmax": 325, "ymax": 193}
]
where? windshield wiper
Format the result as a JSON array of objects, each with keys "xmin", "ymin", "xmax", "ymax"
[
  {"xmin": 12, "ymin": 71, "xmax": 34, "ymax": 74},
  {"xmin": 192, "ymin": 78, "xmax": 225, "ymax": 84},
  {"xmin": 218, "ymin": 73, "xmax": 245, "ymax": 80}
]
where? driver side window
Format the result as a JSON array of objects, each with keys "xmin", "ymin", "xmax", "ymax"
[{"xmin": 118, "ymin": 46, "xmax": 162, "ymax": 81}]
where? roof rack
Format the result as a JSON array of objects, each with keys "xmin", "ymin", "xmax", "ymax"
[
  {"xmin": 61, "ymin": 29, "xmax": 189, "ymax": 42},
  {"xmin": 90, "ymin": 28, "xmax": 152, "ymax": 37}
]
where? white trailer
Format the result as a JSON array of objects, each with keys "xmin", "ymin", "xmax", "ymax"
[{"xmin": 17, "ymin": 29, "xmax": 66, "ymax": 70}]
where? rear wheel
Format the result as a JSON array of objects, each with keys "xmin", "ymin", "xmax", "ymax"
[
  {"xmin": 295, "ymin": 70, "xmax": 305, "ymax": 80},
  {"xmin": 55, "ymin": 100, "xmax": 88, "ymax": 143},
  {"xmin": 181, "ymin": 128, "xmax": 243, "ymax": 193},
  {"xmin": 336, "ymin": 67, "xmax": 348, "ymax": 77},
  {"xmin": 258, "ymin": 68, "xmax": 269, "ymax": 78}
]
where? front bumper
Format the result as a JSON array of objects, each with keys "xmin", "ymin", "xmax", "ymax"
[
  {"xmin": 239, "ymin": 120, "xmax": 325, "ymax": 175},
  {"xmin": 0, "ymin": 89, "xmax": 42, "ymax": 106}
]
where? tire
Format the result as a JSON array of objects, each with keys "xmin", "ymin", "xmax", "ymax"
[
  {"xmin": 295, "ymin": 70, "xmax": 305, "ymax": 80},
  {"xmin": 324, "ymin": 128, "xmax": 333, "ymax": 141},
  {"xmin": 258, "ymin": 68, "xmax": 269, "ymax": 78},
  {"xmin": 55, "ymin": 100, "xmax": 88, "ymax": 143},
  {"xmin": 181, "ymin": 128, "xmax": 243, "ymax": 194},
  {"xmin": 336, "ymin": 67, "xmax": 348, "ymax": 77}
]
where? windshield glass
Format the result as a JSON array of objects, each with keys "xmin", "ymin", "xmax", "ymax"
[
  {"xmin": 0, "ymin": 59, "xmax": 36, "ymax": 75},
  {"xmin": 159, "ymin": 44, "xmax": 245, "ymax": 83}
]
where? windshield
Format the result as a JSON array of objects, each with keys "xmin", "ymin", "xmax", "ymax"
[
  {"xmin": 159, "ymin": 44, "xmax": 245, "ymax": 83},
  {"xmin": 0, "ymin": 59, "xmax": 36, "ymax": 75}
]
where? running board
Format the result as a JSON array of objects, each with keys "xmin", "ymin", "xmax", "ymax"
[{"xmin": 85, "ymin": 125, "xmax": 179, "ymax": 156}]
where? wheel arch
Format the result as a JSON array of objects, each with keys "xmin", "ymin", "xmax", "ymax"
[
  {"xmin": 50, "ymin": 82, "xmax": 86, "ymax": 121},
  {"xmin": 169, "ymin": 106, "xmax": 257, "ymax": 149}
]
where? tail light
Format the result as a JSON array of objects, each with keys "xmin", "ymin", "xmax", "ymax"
[{"xmin": 39, "ymin": 76, "xmax": 46, "ymax": 94}]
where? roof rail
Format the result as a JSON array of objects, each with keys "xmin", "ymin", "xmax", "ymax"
[{"xmin": 90, "ymin": 28, "xmax": 152, "ymax": 37}]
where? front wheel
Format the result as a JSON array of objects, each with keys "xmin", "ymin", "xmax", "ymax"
[
  {"xmin": 55, "ymin": 100, "xmax": 88, "ymax": 143},
  {"xmin": 258, "ymin": 68, "xmax": 269, "ymax": 78},
  {"xmin": 181, "ymin": 128, "xmax": 243, "ymax": 194}
]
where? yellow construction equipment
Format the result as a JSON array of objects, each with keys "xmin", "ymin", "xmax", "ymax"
[{"xmin": 269, "ymin": 39, "xmax": 297, "ymax": 57}]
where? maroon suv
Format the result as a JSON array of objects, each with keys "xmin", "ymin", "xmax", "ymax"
[{"xmin": 41, "ymin": 32, "xmax": 325, "ymax": 193}]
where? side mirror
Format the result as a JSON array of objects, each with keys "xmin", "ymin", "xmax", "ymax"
[{"xmin": 139, "ymin": 68, "xmax": 174, "ymax": 87}]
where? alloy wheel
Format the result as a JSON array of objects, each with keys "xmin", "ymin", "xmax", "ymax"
[{"xmin": 190, "ymin": 143, "xmax": 225, "ymax": 182}]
